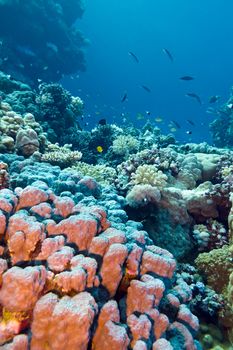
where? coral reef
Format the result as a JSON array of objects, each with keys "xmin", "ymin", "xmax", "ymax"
[
  {"xmin": 1, "ymin": 73, "xmax": 233, "ymax": 348},
  {"xmin": 0, "ymin": 0, "xmax": 86, "ymax": 85},
  {"xmin": 210, "ymin": 87, "xmax": 233, "ymax": 148},
  {"xmin": 41, "ymin": 143, "xmax": 82, "ymax": 168},
  {"xmin": 0, "ymin": 183, "xmax": 201, "ymax": 349}
]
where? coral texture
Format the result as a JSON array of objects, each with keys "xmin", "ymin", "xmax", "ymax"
[{"xmin": 0, "ymin": 183, "xmax": 201, "ymax": 349}]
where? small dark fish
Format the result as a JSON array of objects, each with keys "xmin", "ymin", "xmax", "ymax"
[
  {"xmin": 209, "ymin": 95, "xmax": 221, "ymax": 103},
  {"xmin": 227, "ymin": 103, "xmax": 233, "ymax": 110},
  {"xmin": 141, "ymin": 85, "xmax": 151, "ymax": 93},
  {"xmin": 180, "ymin": 76, "xmax": 194, "ymax": 81},
  {"xmin": 186, "ymin": 130, "xmax": 192, "ymax": 135},
  {"xmin": 186, "ymin": 119, "xmax": 195, "ymax": 126},
  {"xmin": 162, "ymin": 48, "xmax": 174, "ymax": 62},
  {"xmin": 121, "ymin": 92, "xmax": 128, "ymax": 103},
  {"xmin": 146, "ymin": 111, "xmax": 151, "ymax": 115},
  {"xmin": 128, "ymin": 51, "xmax": 139, "ymax": 63},
  {"xmin": 171, "ymin": 120, "xmax": 181, "ymax": 129},
  {"xmin": 98, "ymin": 118, "xmax": 107, "ymax": 126},
  {"xmin": 186, "ymin": 93, "xmax": 202, "ymax": 105}
]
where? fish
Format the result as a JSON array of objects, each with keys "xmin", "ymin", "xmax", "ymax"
[
  {"xmin": 146, "ymin": 111, "xmax": 151, "ymax": 115},
  {"xmin": 96, "ymin": 146, "xmax": 103, "ymax": 153},
  {"xmin": 141, "ymin": 85, "xmax": 151, "ymax": 93},
  {"xmin": 209, "ymin": 95, "xmax": 221, "ymax": 103},
  {"xmin": 162, "ymin": 48, "xmax": 174, "ymax": 62},
  {"xmin": 98, "ymin": 118, "xmax": 107, "ymax": 126},
  {"xmin": 186, "ymin": 93, "xmax": 202, "ymax": 105},
  {"xmin": 186, "ymin": 130, "xmax": 192, "ymax": 135},
  {"xmin": 46, "ymin": 42, "xmax": 58, "ymax": 53},
  {"xmin": 170, "ymin": 127, "xmax": 177, "ymax": 132},
  {"xmin": 155, "ymin": 117, "xmax": 163, "ymax": 123},
  {"xmin": 186, "ymin": 119, "xmax": 195, "ymax": 126},
  {"xmin": 16, "ymin": 45, "xmax": 36, "ymax": 57},
  {"xmin": 128, "ymin": 51, "xmax": 139, "ymax": 63},
  {"xmin": 206, "ymin": 107, "xmax": 216, "ymax": 114},
  {"xmin": 227, "ymin": 103, "xmax": 233, "ymax": 110},
  {"xmin": 171, "ymin": 120, "xmax": 181, "ymax": 129},
  {"xmin": 136, "ymin": 113, "xmax": 144, "ymax": 120},
  {"xmin": 121, "ymin": 92, "xmax": 128, "ymax": 103},
  {"xmin": 180, "ymin": 76, "xmax": 194, "ymax": 81}
]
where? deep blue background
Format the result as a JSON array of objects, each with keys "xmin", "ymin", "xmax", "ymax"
[{"xmin": 63, "ymin": 0, "xmax": 233, "ymax": 144}]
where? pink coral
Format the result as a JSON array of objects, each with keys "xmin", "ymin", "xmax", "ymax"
[{"xmin": 0, "ymin": 183, "xmax": 200, "ymax": 349}]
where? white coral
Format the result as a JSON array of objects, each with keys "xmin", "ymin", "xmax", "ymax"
[
  {"xmin": 112, "ymin": 135, "xmax": 139, "ymax": 156},
  {"xmin": 131, "ymin": 165, "xmax": 167, "ymax": 189}
]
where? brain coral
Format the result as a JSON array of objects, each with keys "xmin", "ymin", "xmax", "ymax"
[{"xmin": 0, "ymin": 182, "xmax": 201, "ymax": 349}]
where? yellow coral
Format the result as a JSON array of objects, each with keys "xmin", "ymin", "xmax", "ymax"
[
  {"xmin": 131, "ymin": 164, "xmax": 167, "ymax": 189},
  {"xmin": 69, "ymin": 162, "xmax": 116, "ymax": 185},
  {"xmin": 195, "ymin": 246, "xmax": 233, "ymax": 293}
]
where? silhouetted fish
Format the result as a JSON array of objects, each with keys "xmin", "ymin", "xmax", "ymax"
[
  {"xmin": 186, "ymin": 119, "xmax": 195, "ymax": 126},
  {"xmin": 171, "ymin": 120, "xmax": 181, "ymax": 129},
  {"xmin": 141, "ymin": 85, "xmax": 151, "ymax": 93},
  {"xmin": 162, "ymin": 48, "xmax": 174, "ymax": 62},
  {"xmin": 121, "ymin": 92, "xmax": 128, "ymax": 102},
  {"xmin": 180, "ymin": 76, "xmax": 194, "ymax": 81},
  {"xmin": 209, "ymin": 95, "xmax": 221, "ymax": 103},
  {"xmin": 98, "ymin": 119, "xmax": 107, "ymax": 126},
  {"xmin": 16, "ymin": 45, "xmax": 36, "ymax": 57},
  {"xmin": 186, "ymin": 93, "xmax": 202, "ymax": 105},
  {"xmin": 128, "ymin": 51, "xmax": 139, "ymax": 63}
]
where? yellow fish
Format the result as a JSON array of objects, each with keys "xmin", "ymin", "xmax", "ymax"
[
  {"xmin": 95, "ymin": 111, "xmax": 101, "ymax": 115},
  {"xmin": 96, "ymin": 146, "xmax": 103, "ymax": 153},
  {"xmin": 169, "ymin": 127, "xmax": 177, "ymax": 132},
  {"xmin": 155, "ymin": 117, "xmax": 163, "ymax": 123}
]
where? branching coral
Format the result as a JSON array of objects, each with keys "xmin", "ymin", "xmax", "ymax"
[
  {"xmin": 41, "ymin": 143, "xmax": 82, "ymax": 168},
  {"xmin": 69, "ymin": 162, "xmax": 116, "ymax": 185},
  {"xmin": 112, "ymin": 135, "xmax": 139, "ymax": 156},
  {"xmin": 130, "ymin": 164, "xmax": 168, "ymax": 188}
]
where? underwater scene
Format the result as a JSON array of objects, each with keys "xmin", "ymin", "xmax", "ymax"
[{"xmin": 0, "ymin": 0, "xmax": 233, "ymax": 349}]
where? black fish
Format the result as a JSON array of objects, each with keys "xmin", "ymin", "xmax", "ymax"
[
  {"xmin": 128, "ymin": 51, "xmax": 139, "ymax": 63},
  {"xmin": 209, "ymin": 95, "xmax": 220, "ymax": 103},
  {"xmin": 186, "ymin": 130, "xmax": 192, "ymax": 135},
  {"xmin": 180, "ymin": 76, "xmax": 194, "ymax": 81},
  {"xmin": 98, "ymin": 118, "xmax": 107, "ymax": 126},
  {"xmin": 162, "ymin": 48, "xmax": 174, "ymax": 62},
  {"xmin": 121, "ymin": 92, "xmax": 128, "ymax": 103},
  {"xmin": 186, "ymin": 119, "xmax": 195, "ymax": 126},
  {"xmin": 141, "ymin": 85, "xmax": 151, "ymax": 93},
  {"xmin": 186, "ymin": 93, "xmax": 202, "ymax": 105},
  {"xmin": 171, "ymin": 120, "xmax": 181, "ymax": 129}
]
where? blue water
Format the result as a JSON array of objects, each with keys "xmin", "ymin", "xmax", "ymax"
[{"xmin": 63, "ymin": 0, "xmax": 233, "ymax": 145}]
